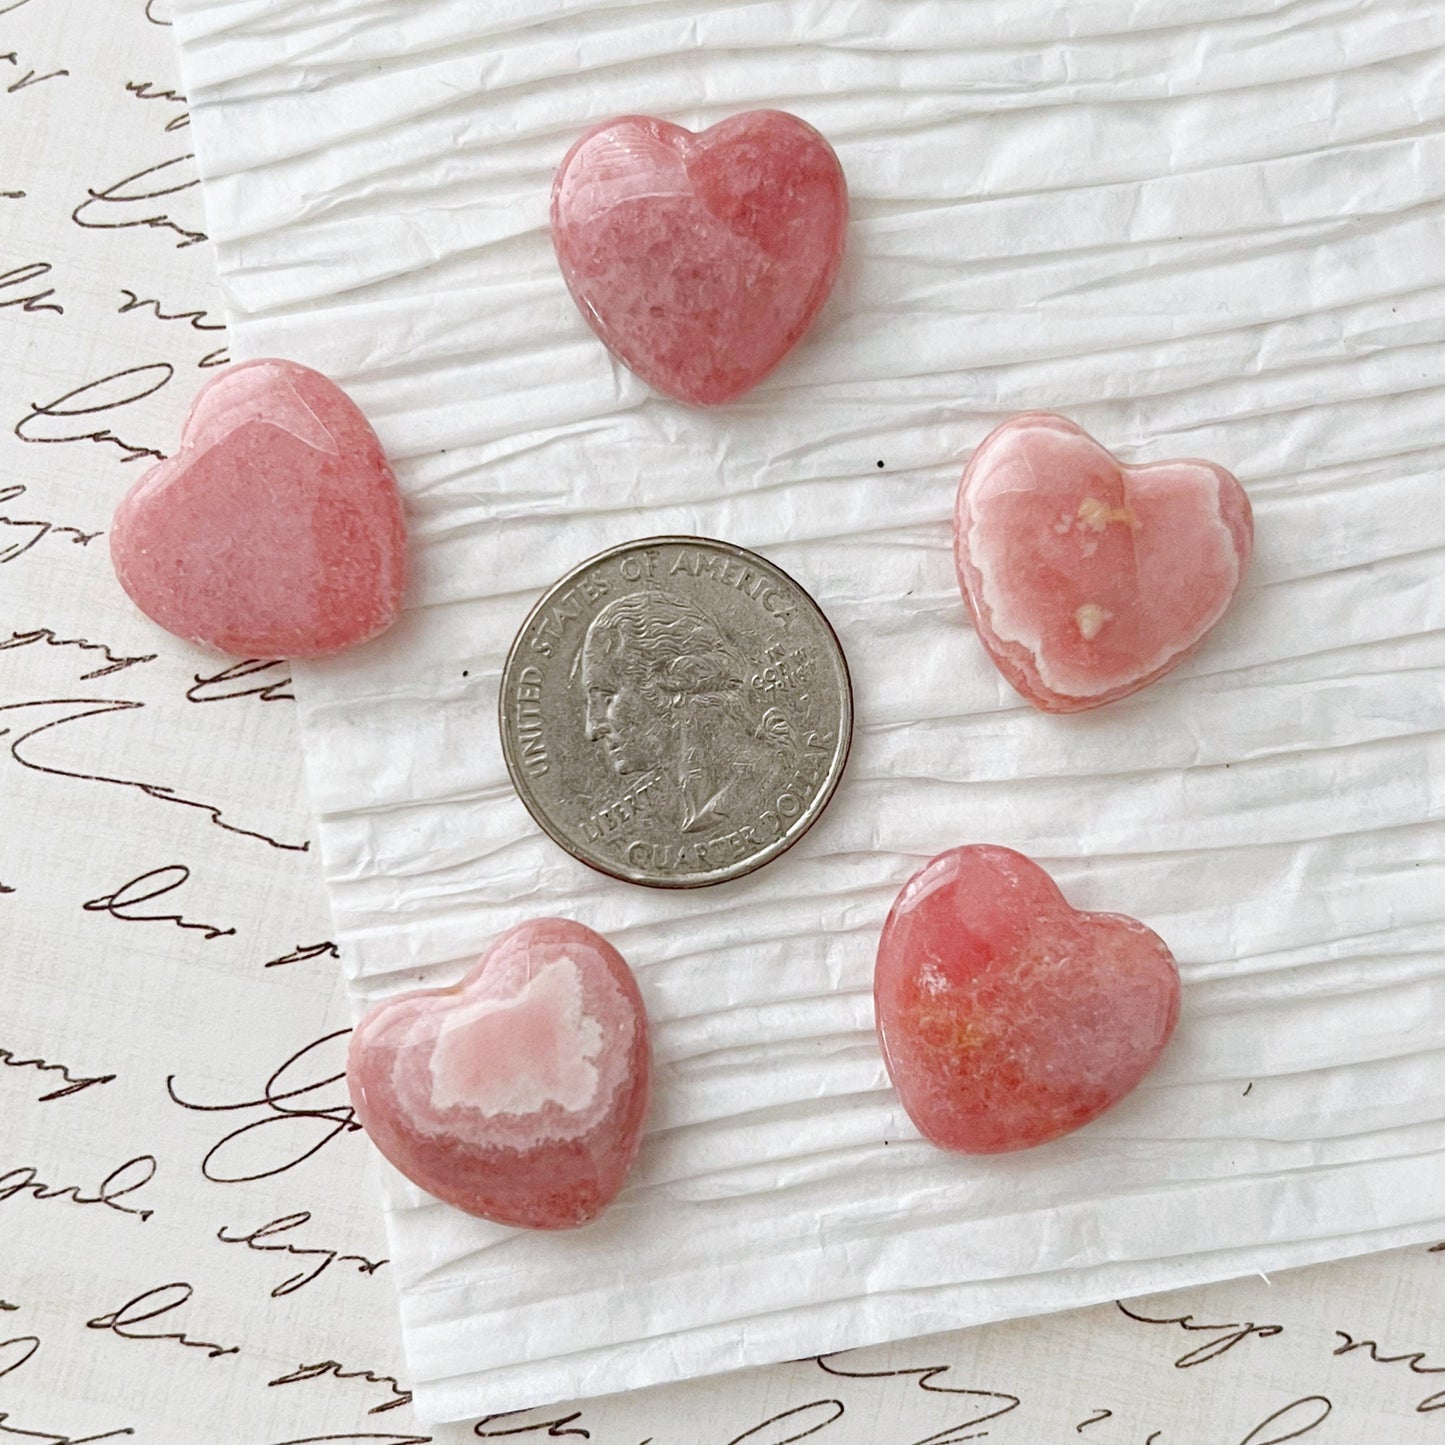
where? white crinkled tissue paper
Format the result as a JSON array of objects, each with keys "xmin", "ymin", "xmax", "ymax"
[{"xmin": 171, "ymin": 0, "xmax": 1445, "ymax": 1423}]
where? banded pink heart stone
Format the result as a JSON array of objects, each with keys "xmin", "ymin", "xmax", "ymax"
[
  {"xmin": 875, "ymin": 845, "xmax": 1180, "ymax": 1153},
  {"xmin": 110, "ymin": 358, "xmax": 406, "ymax": 657},
  {"xmin": 954, "ymin": 412, "xmax": 1252, "ymax": 712},
  {"xmin": 347, "ymin": 919, "xmax": 650, "ymax": 1229},
  {"xmin": 550, "ymin": 109, "xmax": 848, "ymax": 405}
]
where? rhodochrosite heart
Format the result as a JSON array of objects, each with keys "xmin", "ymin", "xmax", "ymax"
[
  {"xmin": 110, "ymin": 358, "xmax": 406, "ymax": 657},
  {"xmin": 347, "ymin": 919, "xmax": 651, "ymax": 1229},
  {"xmin": 954, "ymin": 412, "xmax": 1252, "ymax": 712},
  {"xmin": 550, "ymin": 109, "xmax": 847, "ymax": 405},
  {"xmin": 875, "ymin": 846, "xmax": 1180, "ymax": 1153}
]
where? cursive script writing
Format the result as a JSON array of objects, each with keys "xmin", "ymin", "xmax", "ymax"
[
  {"xmin": 1239, "ymin": 1396, "xmax": 1332, "ymax": 1444},
  {"xmin": 1334, "ymin": 1330, "xmax": 1445, "ymax": 1411},
  {"xmin": 265, "ymin": 940, "xmax": 340, "ymax": 969},
  {"xmin": 0, "ymin": 627, "xmax": 154, "ymax": 679},
  {"xmin": 816, "ymin": 1351, "xmax": 1020, "ymax": 1442},
  {"xmin": 216, "ymin": 1211, "xmax": 386, "ymax": 1296},
  {"xmin": 166, "ymin": 1029, "xmax": 360, "ymax": 1183},
  {"xmin": 725, "ymin": 1401, "xmax": 844, "ymax": 1445},
  {"xmin": 0, "ymin": 484, "xmax": 102, "ymax": 565},
  {"xmin": 72, "ymin": 154, "xmax": 205, "ymax": 247},
  {"xmin": 86, "ymin": 1283, "xmax": 238, "ymax": 1359},
  {"xmin": 123, "ymin": 79, "xmax": 187, "ymax": 131},
  {"xmin": 268, "ymin": 1358, "xmax": 411, "ymax": 1414},
  {"xmin": 266, "ymin": 1436, "xmax": 429, "ymax": 1445},
  {"xmin": 471, "ymin": 1412, "xmax": 589, "ymax": 1441},
  {"xmin": 83, "ymin": 864, "xmax": 237, "ymax": 940},
  {"xmin": 0, "ymin": 1154, "xmax": 156, "ymax": 1222},
  {"xmin": 0, "ymin": 261, "xmax": 62, "ymax": 314},
  {"xmin": 117, "ymin": 286, "xmax": 227, "ymax": 366},
  {"xmin": 1116, "ymin": 1299, "xmax": 1284, "ymax": 1367},
  {"xmin": 0, "ymin": 697, "xmax": 309, "ymax": 851},
  {"xmin": 0, "ymin": 1333, "xmax": 134, "ymax": 1445},
  {"xmin": 0, "ymin": 1042, "xmax": 115, "ymax": 1101},
  {"xmin": 14, "ymin": 363, "xmax": 170, "ymax": 462},
  {"xmin": 0, "ymin": 50, "xmax": 69, "ymax": 93},
  {"xmin": 185, "ymin": 658, "xmax": 294, "ymax": 705}
]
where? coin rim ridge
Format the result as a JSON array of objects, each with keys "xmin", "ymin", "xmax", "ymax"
[{"xmin": 498, "ymin": 534, "xmax": 854, "ymax": 890}]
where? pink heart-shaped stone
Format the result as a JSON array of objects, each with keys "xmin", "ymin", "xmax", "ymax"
[
  {"xmin": 550, "ymin": 110, "xmax": 848, "ymax": 405},
  {"xmin": 347, "ymin": 919, "xmax": 651, "ymax": 1229},
  {"xmin": 110, "ymin": 359, "xmax": 406, "ymax": 657},
  {"xmin": 875, "ymin": 845, "xmax": 1180, "ymax": 1153},
  {"xmin": 954, "ymin": 412, "xmax": 1252, "ymax": 712}
]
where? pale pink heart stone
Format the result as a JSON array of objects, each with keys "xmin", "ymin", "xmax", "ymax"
[
  {"xmin": 110, "ymin": 358, "xmax": 406, "ymax": 657},
  {"xmin": 954, "ymin": 412, "xmax": 1253, "ymax": 712},
  {"xmin": 347, "ymin": 919, "xmax": 651, "ymax": 1230},
  {"xmin": 875, "ymin": 845, "xmax": 1180, "ymax": 1153},
  {"xmin": 550, "ymin": 109, "xmax": 848, "ymax": 405}
]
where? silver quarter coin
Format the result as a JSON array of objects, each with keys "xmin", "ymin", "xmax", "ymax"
[{"xmin": 500, "ymin": 536, "xmax": 853, "ymax": 888}]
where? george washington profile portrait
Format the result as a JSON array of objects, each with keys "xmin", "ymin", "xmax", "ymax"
[{"xmin": 577, "ymin": 587, "xmax": 793, "ymax": 835}]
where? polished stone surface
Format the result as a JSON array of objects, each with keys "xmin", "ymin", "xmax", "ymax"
[
  {"xmin": 954, "ymin": 412, "xmax": 1252, "ymax": 711},
  {"xmin": 110, "ymin": 358, "xmax": 406, "ymax": 657},
  {"xmin": 550, "ymin": 110, "xmax": 847, "ymax": 405},
  {"xmin": 875, "ymin": 845, "xmax": 1181, "ymax": 1153},
  {"xmin": 347, "ymin": 918, "xmax": 651, "ymax": 1229}
]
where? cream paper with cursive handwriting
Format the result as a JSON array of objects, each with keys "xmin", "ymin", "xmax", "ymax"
[{"xmin": 4, "ymin": 0, "xmax": 1445, "ymax": 1441}]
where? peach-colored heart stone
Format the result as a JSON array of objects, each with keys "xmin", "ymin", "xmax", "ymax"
[
  {"xmin": 110, "ymin": 358, "xmax": 406, "ymax": 657},
  {"xmin": 954, "ymin": 412, "xmax": 1252, "ymax": 712},
  {"xmin": 875, "ymin": 845, "xmax": 1180, "ymax": 1153},
  {"xmin": 347, "ymin": 919, "xmax": 651, "ymax": 1230},
  {"xmin": 550, "ymin": 110, "xmax": 848, "ymax": 405}
]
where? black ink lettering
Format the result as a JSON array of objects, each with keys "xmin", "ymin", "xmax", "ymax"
[
  {"xmin": 724, "ymin": 1402, "xmax": 844, "ymax": 1445},
  {"xmin": 85, "ymin": 1283, "xmax": 238, "ymax": 1359},
  {"xmin": 1075, "ymin": 1409, "xmax": 1112, "ymax": 1432},
  {"xmin": 264, "ymin": 940, "xmax": 340, "ymax": 969},
  {"xmin": 0, "ymin": 50, "xmax": 68, "ymax": 92},
  {"xmin": 0, "ymin": 1154, "xmax": 155, "ymax": 1221},
  {"xmin": 268, "ymin": 1359, "xmax": 410, "ymax": 1414},
  {"xmin": 0, "ymin": 628, "xmax": 154, "ymax": 679},
  {"xmin": 471, "ymin": 1411, "xmax": 588, "ymax": 1440},
  {"xmin": 15, "ymin": 364, "xmax": 171, "ymax": 462},
  {"xmin": 0, "ymin": 484, "xmax": 103, "ymax": 564},
  {"xmin": 1115, "ymin": 1300, "xmax": 1283, "ymax": 1367},
  {"xmin": 0, "ymin": 697, "xmax": 309, "ymax": 851},
  {"xmin": 118, "ymin": 288, "xmax": 222, "ymax": 331},
  {"xmin": 0, "ymin": 262, "xmax": 62, "ymax": 314},
  {"xmin": 0, "ymin": 1042, "xmax": 115, "ymax": 1101},
  {"xmin": 83, "ymin": 864, "xmax": 236, "ymax": 940},
  {"xmin": 72, "ymin": 156, "xmax": 205, "ymax": 248},
  {"xmin": 167, "ymin": 1029, "xmax": 359, "ymax": 1182},
  {"xmin": 0, "ymin": 1340, "xmax": 135, "ymax": 1445},
  {"xmin": 267, "ymin": 1437, "xmax": 428, "ymax": 1445},
  {"xmin": 186, "ymin": 658, "xmax": 294, "ymax": 705},
  {"xmin": 1334, "ymin": 1330, "xmax": 1445, "ymax": 1412},
  {"xmin": 816, "ymin": 1352, "xmax": 1020, "ymax": 1442},
  {"xmin": 122, "ymin": 81, "xmax": 188, "ymax": 132},
  {"xmin": 216, "ymin": 1211, "xmax": 385, "ymax": 1295},
  {"xmin": 1238, "ymin": 1397, "xmax": 1331, "ymax": 1445},
  {"xmin": 0, "ymin": 1335, "xmax": 39, "ymax": 1379}
]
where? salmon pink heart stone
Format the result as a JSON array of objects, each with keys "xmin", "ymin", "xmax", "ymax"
[
  {"xmin": 110, "ymin": 358, "xmax": 406, "ymax": 657},
  {"xmin": 875, "ymin": 845, "xmax": 1180, "ymax": 1153},
  {"xmin": 550, "ymin": 109, "xmax": 848, "ymax": 405},
  {"xmin": 954, "ymin": 412, "xmax": 1252, "ymax": 712},
  {"xmin": 347, "ymin": 919, "xmax": 651, "ymax": 1230}
]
